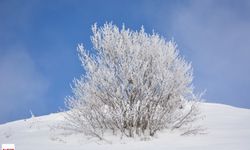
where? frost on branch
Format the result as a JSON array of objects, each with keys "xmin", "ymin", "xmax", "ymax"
[{"xmin": 64, "ymin": 23, "xmax": 202, "ymax": 139}]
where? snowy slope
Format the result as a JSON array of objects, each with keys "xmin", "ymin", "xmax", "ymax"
[{"xmin": 0, "ymin": 103, "xmax": 250, "ymax": 150}]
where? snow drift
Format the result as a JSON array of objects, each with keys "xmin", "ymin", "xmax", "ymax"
[{"xmin": 0, "ymin": 102, "xmax": 250, "ymax": 150}]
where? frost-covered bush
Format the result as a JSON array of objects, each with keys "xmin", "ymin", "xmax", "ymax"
[{"xmin": 64, "ymin": 23, "xmax": 201, "ymax": 139}]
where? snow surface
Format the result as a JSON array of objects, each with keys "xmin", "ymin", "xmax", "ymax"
[{"xmin": 0, "ymin": 103, "xmax": 250, "ymax": 150}]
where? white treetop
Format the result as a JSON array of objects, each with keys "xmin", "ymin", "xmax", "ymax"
[{"xmin": 65, "ymin": 23, "xmax": 201, "ymax": 139}]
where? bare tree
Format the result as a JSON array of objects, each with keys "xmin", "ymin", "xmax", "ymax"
[{"xmin": 64, "ymin": 23, "xmax": 201, "ymax": 139}]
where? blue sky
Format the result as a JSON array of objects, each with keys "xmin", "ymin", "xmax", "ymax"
[{"xmin": 0, "ymin": 0, "xmax": 250, "ymax": 124}]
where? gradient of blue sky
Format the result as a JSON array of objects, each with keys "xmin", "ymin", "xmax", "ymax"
[{"xmin": 0, "ymin": 0, "xmax": 249, "ymax": 124}]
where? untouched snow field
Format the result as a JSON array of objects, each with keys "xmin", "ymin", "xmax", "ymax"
[{"xmin": 0, "ymin": 103, "xmax": 250, "ymax": 150}]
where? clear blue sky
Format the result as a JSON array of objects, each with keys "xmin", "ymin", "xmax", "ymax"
[{"xmin": 0, "ymin": 0, "xmax": 250, "ymax": 124}]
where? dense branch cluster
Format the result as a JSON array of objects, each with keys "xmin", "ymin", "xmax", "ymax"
[{"xmin": 64, "ymin": 23, "xmax": 201, "ymax": 139}]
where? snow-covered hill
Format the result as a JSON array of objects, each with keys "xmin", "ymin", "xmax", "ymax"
[{"xmin": 0, "ymin": 103, "xmax": 250, "ymax": 150}]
